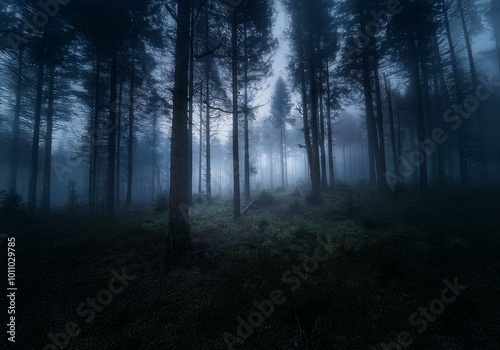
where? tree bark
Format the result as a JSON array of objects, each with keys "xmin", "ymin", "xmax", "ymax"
[
  {"xmin": 42, "ymin": 60, "xmax": 55, "ymax": 213},
  {"xmin": 106, "ymin": 50, "xmax": 118, "ymax": 213},
  {"xmin": 167, "ymin": 0, "xmax": 192, "ymax": 263},
  {"xmin": 116, "ymin": 76, "xmax": 123, "ymax": 204},
  {"xmin": 231, "ymin": 10, "xmax": 241, "ymax": 219},
  {"xmin": 28, "ymin": 50, "xmax": 45, "ymax": 214},
  {"xmin": 9, "ymin": 48, "xmax": 23, "ymax": 195},
  {"xmin": 325, "ymin": 62, "xmax": 335, "ymax": 190},
  {"xmin": 126, "ymin": 60, "xmax": 134, "ymax": 206}
]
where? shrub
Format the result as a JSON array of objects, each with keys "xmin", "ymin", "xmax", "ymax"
[
  {"xmin": 287, "ymin": 198, "xmax": 302, "ymax": 214},
  {"xmin": 255, "ymin": 190, "xmax": 276, "ymax": 206},
  {"xmin": 66, "ymin": 180, "xmax": 78, "ymax": 209},
  {"xmin": 0, "ymin": 191, "xmax": 25, "ymax": 219},
  {"xmin": 291, "ymin": 187, "xmax": 302, "ymax": 198}
]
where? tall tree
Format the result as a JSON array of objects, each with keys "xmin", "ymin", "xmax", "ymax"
[
  {"xmin": 166, "ymin": 0, "xmax": 192, "ymax": 263},
  {"xmin": 269, "ymin": 76, "xmax": 292, "ymax": 189}
]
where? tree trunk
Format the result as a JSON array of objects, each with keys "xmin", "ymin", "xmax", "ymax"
[
  {"xmin": 361, "ymin": 50, "xmax": 379, "ymax": 188},
  {"xmin": 106, "ymin": 50, "xmax": 118, "ymax": 213},
  {"xmin": 116, "ymin": 77, "xmax": 123, "ymax": 204},
  {"xmin": 198, "ymin": 85, "xmax": 203, "ymax": 195},
  {"xmin": 28, "ymin": 52, "xmax": 45, "ymax": 214},
  {"xmin": 187, "ymin": 8, "xmax": 195, "ymax": 206},
  {"xmin": 459, "ymin": 0, "xmax": 488, "ymax": 186},
  {"xmin": 326, "ymin": 62, "xmax": 335, "ymax": 190},
  {"xmin": 493, "ymin": 0, "xmax": 500, "ymax": 74},
  {"xmin": 308, "ymin": 47, "xmax": 322, "ymax": 202},
  {"xmin": 231, "ymin": 10, "xmax": 241, "ymax": 219},
  {"xmin": 204, "ymin": 12, "xmax": 212, "ymax": 201},
  {"xmin": 443, "ymin": 0, "xmax": 469, "ymax": 186},
  {"xmin": 373, "ymin": 51, "xmax": 388, "ymax": 192},
  {"xmin": 167, "ymin": 0, "xmax": 192, "ymax": 263},
  {"xmin": 410, "ymin": 31, "xmax": 428, "ymax": 190},
  {"xmin": 319, "ymin": 76, "xmax": 328, "ymax": 190},
  {"xmin": 243, "ymin": 22, "xmax": 251, "ymax": 202},
  {"xmin": 42, "ymin": 61, "xmax": 55, "ymax": 213},
  {"xmin": 126, "ymin": 60, "xmax": 134, "ymax": 206},
  {"xmin": 9, "ymin": 48, "xmax": 23, "ymax": 195},
  {"xmin": 89, "ymin": 57, "xmax": 100, "ymax": 210},
  {"xmin": 384, "ymin": 74, "xmax": 398, "ymax": 175}
]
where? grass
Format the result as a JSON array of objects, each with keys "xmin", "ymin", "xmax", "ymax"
[{"xmin": 3, "ymin": 188, "xmax": 500, "ymax": 349}]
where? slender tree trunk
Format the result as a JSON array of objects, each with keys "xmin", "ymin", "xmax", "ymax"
[
  {"xmin": 299, "ymin": 43, "xmax": 312, "ymax": 173},
  {"xmin": 89, "ymin": 57, "xmax": 100, "ymax": 210},
  {"xmin": 198, "ymin": 85, "xmax": 203, "ymax": 195},
  {"xmin": 167, "ymin": 0, "xmax": 191, "ymax": 263},
  {"xmin": 361, "ymin": 50, "xmax": 378, "ymax": 188},
  {"xmin": 28, "ymin": 51, "xmax": 45, "ymax": 214},
  {"xmin": 106, "ymin": 50, "xmax": 118, "ymax": 213},
  {"xmin": 443, "ymin": 0, "xmax": 469, "ymax": 186},
  {"xmin": 243, "ymin": 22, "xmax": 251, "ymax": 202},
  {"xmin": 204, "ymin": 12, "xmax": 212, "ymax": 201},
  {"xmin": 432, "ymin": 31, "xmax": 449, "ymax": 187},
  {"xmin": 9, "ymin": 48, "xmax": 23, "ymax": 195},
  {"xmin": 42, "ymin": 61, "xmax": 55, "ymax": 213},
  {"xmin": 231, "ymin": 10, "xmax": 241, "ymax": 218},
  {"xmin": 152, "ymin": 113, "xmax": 158, "ymax": 201},
  {"xmin": 187, "ymin": 8, "xmax": 195, "ymax": 206},
  {"xmin": 319, "ymin": 77, "xmax": 328, "ymax": 190},
  {"xmin": 459, "ymin": 0, "xmax": 488, "ymax": 186},
  {"xmin": 493, "ymin": 0, "xmax": 500, "ymax": 74},
  {"xmin": 308, "ymin": 48, "xmax": 321, "ymax": 202},
  {"xmin": 325, "ymin": 63, "xmax": 335, "ymax": 190},
  {"xmin": 384, "ymin": 74, "xmax": 398, "ymax": 175},
  {"xmin": 373, "ymin": 51, "xmax": 388, "ymax": 192},
  {"xmin": 410, "ymin": 31, "xmax": 428, "ymax": 190},
  {"xmin": 126, "ymin": 60, "xmax": 134, "ymax": 206},
  {"xmin": 116, "ymin": 77, "xmax": 123, "ymax": 204}
]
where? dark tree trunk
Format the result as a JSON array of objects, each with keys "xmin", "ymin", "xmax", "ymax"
[
  {"xmin": 493, "ymin": 0, "xmax": 500, "ymax": 73},
  {"xmin": 106, "ymin": 51, "xmax": 118, "ymax": 213},
  {"xmin": 231, "ymin": 10, "xmax": 241, "ymax": 219},
  {"xmin": 243, "ymin": 22, "xmax": 251, "ymax": 202},
  {"xmin": 42, "ymin": 61, "xmax": 55, "ymax": 213},
  {"xmin": 167, "ymin": 0, "xmax": 192, "ymax": 263},
  {"xmin": 459, "ymin": 0, "xmax": 488, "ymax": 186},
  {"xmin": 89, "ymin": 57, "xmax": 100, "ymax": 210},
  {"xmin": 361, "ymin": 50, "xmax": 379, "ymax": 188},
  {"xmin": 28, "ymin": 51, "xmax": 45, "ymax": 214},
  {"xmin": 410, "ymin": 31, "xmax": 428, "ymax": 190},
  {"xmin": 319, "ymin": 76, "xmax": 328, "ymax": 190},
  {"xmin": 373, "ymin": 52, "xmax": 388, "ymax": 192},
  {"xmin": 308, "ymin": 48, "xmax": 321, "ymax": 202},
  {"xmin": 116, "ymin": 77, "xmax": 123, "ymax": 204},
  {"xmin": 187, "ymin": 8, "xmax": 195, "ymax": 206},
  {"xmin": 384, "ymin": 74, "xmax": 398, "ymax": 175},
  {"xmin": 443, "ymin": 0, "xmax": 469, "ymax": 186},
  {"xmin": 9, "ymin": 48, "xmax": 23, "ymax": 195},
  {"xmin": 325, "ymin": 62, "xmax": 335, "ymax": 190},
  {"xmin": 198, "ymin": 85, "xmax": 203, "ymax": 195},
  {"xmin": 126, "ymin": 60, "xmax": 134, "ymax": 207},
  {"xmin": 204, "ymin": 11, "xmax": 212, "ymax": 201}
]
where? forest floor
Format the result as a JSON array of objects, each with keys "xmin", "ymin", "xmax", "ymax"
[{"xmin": 3, "ymin": 186, "xmax": 500, "ymax": 350}]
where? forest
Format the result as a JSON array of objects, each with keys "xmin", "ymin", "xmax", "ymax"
[{"xmin": 0, "ymin": 0, "xmax": 499, "ymax": 349}]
